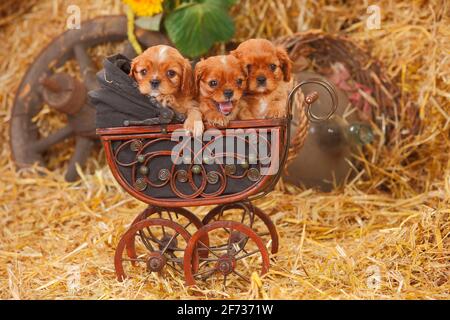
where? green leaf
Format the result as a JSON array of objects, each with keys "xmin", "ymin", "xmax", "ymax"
[
  {"xmin": 164, "ymin": 0, "xmax": 235, "ymax": 58},
  {"xmin": 135, "ymin": 14, "xmax": 163, "ymax": 31}
]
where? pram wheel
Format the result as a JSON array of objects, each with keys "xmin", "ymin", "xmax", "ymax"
[
  {"xmin": 202, "ymin": 202, "xmax": 279, "ymax": 254},
  {"xmin": 114, "ymin": 218, "xmax": 193, "ymax": 281},
  {"xmin": 183, "ymin": 221, "xmax": 270, "ymax": 287},
  {"xmin": 126, "ymin": 206, "xmax": 209, "ymax": 262}
]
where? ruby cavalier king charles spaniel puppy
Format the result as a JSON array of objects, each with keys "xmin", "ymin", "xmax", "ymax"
[
  {"xmin": 231, "ymin": 39, "xmax": 293, "ymax": 120},
  {"xmin": 129, "ymin": 45, "xmax": 203, "ymax": 136},
  {"xmin": 194, "ymin": 55, "xmax": 247, "ymax": 127}
]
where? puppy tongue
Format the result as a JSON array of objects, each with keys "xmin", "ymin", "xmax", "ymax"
[{"xmin": 218, "ymin": 101, "xmax": 233, "ymax": 115}]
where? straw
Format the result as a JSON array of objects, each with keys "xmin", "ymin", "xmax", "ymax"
[{"xmin": 0, "ymin": 0, "xmax": 448, "ymax": 299}]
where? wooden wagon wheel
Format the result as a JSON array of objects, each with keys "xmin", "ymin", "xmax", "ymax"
[
  {"xmin": 115, "ymin": 218, "xmax": 193, "ymax": 282},
  {"xmin": 10, "ymin": 15, "xmax": 169, "ymax": 181},
  {"xmin": 183, "ymin": 221, "xmax": 270, "ymax": 287},
  {"xmin": 202, "ymin": 202, "xmax": 279, "ymax": 254}
]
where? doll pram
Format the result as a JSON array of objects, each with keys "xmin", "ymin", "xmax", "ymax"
[{"xmin": 91, "ymin": 54, "xmax": 337, "ymax": 287}]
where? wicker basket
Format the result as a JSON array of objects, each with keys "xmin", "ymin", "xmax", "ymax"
[{"xmin": 277, "ymin": 30, "xmax": 420, "ymax": 149}]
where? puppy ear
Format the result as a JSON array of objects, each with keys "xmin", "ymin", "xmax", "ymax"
[
  {"xmin": 129, "ymin": 60, "xmax": 136, "ymax": 78},
  {"xmin": 239, "ymin": 60, "xmax": 248, "ymax": 78},
  {"xmin": 129, "ymin": 56, "xmax": 140, "ymax": 79},
  {"xmin": 194, "ymin": 60, "xmax": 205, "ymax": 97},
  {"xmin": 181, "ymin": 58, "xmax": 194, "ymax": 96},
  {"xmin": 230, "ymin": 48, "xmax": 241, "ymax": 59},
  {"xmin": 276, "ymin": 46, "xmax": 292, "ymax": 82}
]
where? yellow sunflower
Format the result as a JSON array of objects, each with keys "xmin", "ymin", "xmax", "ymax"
[{"xmin": 123, "ymin": 0, "xmax": 164, "ymax": 17}]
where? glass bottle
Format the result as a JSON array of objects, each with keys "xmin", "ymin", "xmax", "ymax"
[{"xmin": 285, "ymin": 114, "xmax": 373, "ymax": 191}]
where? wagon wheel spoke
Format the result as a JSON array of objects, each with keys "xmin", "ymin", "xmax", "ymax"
[
  {"xmin": 232, "ymin": 270, "xmax": 250, "ymax": 283},
  {"xmin": 167, "ymin": 210, "xmax": 174, "ymax": 222},
  {"xmin": 166, "ymin": 261, "xmax": 183, "ymax": 276},
  {"xmin": 197, "ymin": 240, "xmax": 221, "ymax": 258},
  {"xmin": 182, "ymin": 221, "xmax": 192, "ymax": 230},
  {"xmin": 194, "ymin": 268, "xmax": 216, "ymax": 279},
  {"xmin": 65, "ymin": 136, "xmax": 95, "ymax": 182},
  {"xmin": 73, "ymin": 44, "xmax": 98, "ymax": 91},
  {"xmin": 139, "ymin": 231, "xmax": 156, "ymax": 252},
  {"xmin": 235, "ymin": 249, "xmax": 260, "ymax": 260},
  {"xmin": 160, "ymin": 232, "xmax": 179, "ymax": 255},
  {"xmin": 31, "ymin": 125, "xmax": 74, "ymax": 153},
  {"xmin": 145, "ymin": 227, "xmax": 163, "ymax": 245},
  {"xmin": 121, "ymin": 258, "xmax": 146, "ymax": 263}
]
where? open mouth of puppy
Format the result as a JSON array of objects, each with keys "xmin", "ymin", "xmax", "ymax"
[{"xmin": 213, "ymin": 100, "xmax": 235, "ymax": 115}]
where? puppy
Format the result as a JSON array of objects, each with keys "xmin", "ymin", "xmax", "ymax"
[
  {"xmin": 195, "ymin": 55, "xmax": 247, "ymax": 127},
  {"xmin": 129, "ymin": 45, "xmax": 203, "ymax": 136},
  {"xmin": 231, "ymin": 39, "xmax": 292, "ymax": 120}
]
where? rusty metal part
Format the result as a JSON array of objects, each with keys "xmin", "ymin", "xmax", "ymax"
[
  {"xmin": 138, "ymin": 165, "xmax": 149, "ymax": 175},
  {"xmin": 10, "ymin": 15, "xmax": 169, "ymax": 181},
  {"xmin": 176, "ymin": 170, "xmax": 188, "ymax": 183},
  {"xmin": 191, "ymin": 165, "xmax": 201, "ymax": 175},
  {"xmin": 247, "ymin": 168, "xmax": 261, "ymax": 182},
  {"xmin": 224, "ymin": 164, "xmax": 236, "ymax": 175},
  {"xmin": 133, "ymin": 177, "xmax": 147, "ymax": 191},
  {"xmin": 202, "ymin": 202, "xmax": 279, "ymax": 254},
  {"xmin": 114, "ymin": 218, "xmax": 191, "ymax": 281},
  {"xmin": 146, "ymin": 252, "xmax": 167, "ymax": 272},
  {"xmin": 216, "ymin": 255, "xmax": 236, "ymax": 276},
  {"xmin": 137, "ymin": 154, "xmax": 146, "ymax": 163},
  {"xmin": 130, "ymin": 140, "xmax": 143, "ymax": 152},
  {"xmin": 305, "ymin": 91, "xmax": 319, "ymax": 105},
  {"xmin": 158, "ymin": 169, "xmax": 170, "ymax": 181},
  {"xmin": 41, "ymin": 73, "xmax": 86, "ymax": 115},
  {"xmin": 183, "ymin": 220, "xmax": 270, "ymax": 287},
  {"xmin": 206, "ymin": 171, "xmax": 220, "ymax": 184}
]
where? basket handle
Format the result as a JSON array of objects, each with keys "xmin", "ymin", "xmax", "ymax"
[
  {"xmin": 284, "ymin": 78, "xmax": 339, "ymax": 172},
  {"xmin": 287, "ymin": 77, "xmax": 339, "ymax": 122}
]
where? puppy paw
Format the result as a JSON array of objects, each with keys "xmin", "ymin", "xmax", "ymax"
[
  {"xmin": 207, "ymin": 114, "xmax": 228, "ymax": 127},
  {"xmin": 184, "ymin": 119, "xmax": 204, "ymax": 138},
  {"xmin": 156, "ymin": 95, "xmax": 176, "ymax": 107},
  {"xmin": 266, "ymin": 108, "xmax": 286, "ymax": 119}
]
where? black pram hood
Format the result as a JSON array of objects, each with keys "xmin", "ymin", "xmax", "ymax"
[{"xmin": 89, "ymin": 54, "xmax": 163, "ymax": 128}]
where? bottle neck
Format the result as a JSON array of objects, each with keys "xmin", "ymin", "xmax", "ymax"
[
  {"xmin": 347, "ymin": 123, "xmax": 374, "ymax": 145},
  {"xmin": 315, "ymin": 116, "xmax": 373, "ymax": 151}
]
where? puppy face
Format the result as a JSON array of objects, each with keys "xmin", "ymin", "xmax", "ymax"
[
  {"xmin": 195, "ymin": 55, "xmax": 247, "ymax": 116},
  {"xmin": 129, "ymin": 45, "xmax": 193, "ymax": 98},
  {"xmin": 231, "ymin": 39, "xmax": 292, "ymax": 94}
]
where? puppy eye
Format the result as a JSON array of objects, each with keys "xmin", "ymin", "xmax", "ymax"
[
  {"xmin": 236, "ymin": 79, "xmax": 243, "ymax": 86},
  {"xmin": 269, "ymin": 64, "xmax": 277, "ymax": 71},
  {"xmin": 167, "ymin": 70, "xmax": 176, "ymax": 78},
  {"xmin": 139, "ymin": 69, "xmax": 147, "ymax": 76},
  {"xmin": 209, "ymin": 80, "xmax": 218, "ymax": 88}
]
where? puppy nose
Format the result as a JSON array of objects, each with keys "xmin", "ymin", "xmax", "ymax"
[
  {"xmin": 256, "ymin": 76, "xmax": 266, "ymax": 85},
  {"xmin": 223, "ymin": 89, "xmax": 234, "ymax": 99},
  {"xmin": 150, "ymin": 79, "xmax": 160, "ymax": 89}
]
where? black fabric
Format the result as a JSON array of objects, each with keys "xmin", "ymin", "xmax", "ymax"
[{"xmin": 89, "ymin": 54, "xmax": 179, "ymax": 128}]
